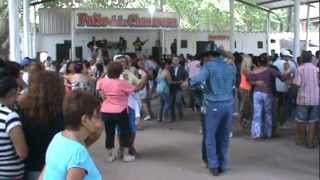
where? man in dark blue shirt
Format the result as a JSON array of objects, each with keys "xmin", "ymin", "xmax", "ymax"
[{"xmin": 170, "ymin": 56, "xmax": 188, "ymax": 121}]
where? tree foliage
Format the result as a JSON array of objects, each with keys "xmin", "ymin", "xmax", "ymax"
[
  {"xmin": 44, "ymin": 0, "xmax": 287, "ymax": 32},
  {"xmin": 1, "ymin": 0, "xmax": 289, "ymax": 34}
]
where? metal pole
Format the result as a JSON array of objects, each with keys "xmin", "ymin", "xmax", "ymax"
[
  {"xmin": 266, "ymin": 12, "xmax": 271, "ymax": 55},
  {"xmin": 177, "ymin": 16, "xmax": 181, "ymax": 56},
  {"xmin": 8, "ymin": 0, "xmax": 21, "ymax": 62},
  {"xmin": 160, "ymin": 0, "xmax": 164, "ymax": 12},
  {"xmin": 71, "ymin": 10, "xmax": 75, "ymax": 60},
  {"xmin": 161, "ymin": 29, "xmax": 165, "ymax": 57},
  {"xmin": 23, "ymin": 0, "xmax": 31, "ymax": 58},
  {"xmin": 177, "ymin": 28, "xmax": 181, "ymax": 56},
  {"xmin": 32, "ymin": 5, "xmax": 37, "ymax": 58},
  {"xmin": 293, "ymin": 0, "xmax": 301, "ymax": 62},
  {"xmin": 305, "ymin": 4, "xmax": 310, "ymax": 50},
  {"xmin": 229, "ymin": 0, "xmax": 235, "ymax": 52}
]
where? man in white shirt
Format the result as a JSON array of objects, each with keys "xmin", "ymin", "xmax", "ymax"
[{"xmin": 273, "ymin": 49, "xmax": 297, "ymax": 129}]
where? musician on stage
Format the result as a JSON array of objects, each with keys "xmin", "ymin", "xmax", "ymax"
[
  {"xmin": 118, "ymin": 37, "xmax": 127, "ymax": 54},
  {"xmin": 100, "ymin": 38, "xmax": 109, "ymax": 63},
  {"xmin": 87, "ymin": 36, "xmax": 99, "ymax": 62},
  {"xmin": 171, "ymin": 39, "xmax": 177, "ymax": 55},
  {"xmin": 133, "ymin": 37, "xmax": 148, "ymax": 56}
]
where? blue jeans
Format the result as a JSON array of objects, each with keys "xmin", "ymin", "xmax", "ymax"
[
  {"xmin": 171, "ymin": 90, "xmax": 184, "ymax": 121},
  {"xmin": 117, "ymin": 107, "xmax": 137, "ymax": 134},
  {"xmin": 26, "ymin": 171, "xmax": 41, "ymax": 180},
  {"xmin": 251, "ymin": 91, "xmax": 273, "ymax": 138},
  {"xmin": 159, "ymin": 93, "xmax": 171, "ymax": 122},
  {"xmin": 200, "ymin": 114, "xmax": 207, "ymax": 163},
  {"xmin": 204, "ymin": 100, "xmax": 233, "ymax": 170}
]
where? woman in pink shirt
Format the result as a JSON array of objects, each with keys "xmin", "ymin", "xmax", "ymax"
[{"xmin": 98, "ymin": 62, "xmax": 147, "ymax": 162}]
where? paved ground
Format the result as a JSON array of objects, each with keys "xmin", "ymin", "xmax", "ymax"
[{"xmin": 89, "ymin": 106, "xmax": 318, "ymax": 180}]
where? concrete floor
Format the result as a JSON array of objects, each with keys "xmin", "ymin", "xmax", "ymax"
[{"xmin": 89, "ymin": 107, "xmax": 318, "ymax": 180}]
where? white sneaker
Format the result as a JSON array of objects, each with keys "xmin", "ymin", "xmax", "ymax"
[
  {"xmin": 123, "ymin": 148, "xmax": 135, "ymax": 162},
  {"xmin": 229, "ymin": 132, "xmax": 233, "ymax": 138},
  {"xmin": 143, "ymin": 115, "xmax": 151, "ymax": 121},
  {"xmin": 201, "ymin": 161, "xmax": 208, "ymax": 168},
  {"xmin": 105, "ymin": 149, "xmax": 117, "ymax": 162},
  {"xmin": 123, "ymin": 154, "xmax": 135, "ymax": 162},
  {"xmin": 117, "ymin": 148, "xmax": 124, "ymax": 159},
  {"xmin": 280, "ymin": 123, "xmax": 290, "ymax": 129}
]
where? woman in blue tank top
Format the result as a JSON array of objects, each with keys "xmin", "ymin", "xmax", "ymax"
[{"xmin": 156, "ymin": 60, "xmax": 178, "ymax": 122}]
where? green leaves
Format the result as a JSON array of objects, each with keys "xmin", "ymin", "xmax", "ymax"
[{"xmin": 19, "ymin": 0, "xmax": 289, "ymax": 32}]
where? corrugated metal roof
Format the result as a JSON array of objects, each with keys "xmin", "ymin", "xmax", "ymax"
[
  {"xmin": 252, "ymin": 0, "xmax": 319, "ymax": 10},
  {"xmin": 39, "ymin": 8, "xmax": 71, "ymax": 34}
]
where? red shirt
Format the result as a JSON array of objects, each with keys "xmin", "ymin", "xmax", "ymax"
[{"xmin": 240, "ymin": 73, "xmax": 251, "ymax": 90}]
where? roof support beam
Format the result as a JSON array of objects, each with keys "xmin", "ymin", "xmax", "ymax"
[
  {"xmin": 236, "ymin": 0, "xmax": 271, "ymax": 12},
  {"xmin": 229, "ymin": 0, "xmax": 235, "ymax": 52},
  {"xmin": 257, "ymin": 0, "xmax": 284, "ymax": 6},
  {"xmin": 271, "ymin": 0, "xmax": 319, "ymax": 10},
  {"xmin": 293, "ymin": 0, "xmax": 301, "ymax": 61},
  {"xmin": 30, "ymin": 0, "xmax": 55, "ymax": 6}
]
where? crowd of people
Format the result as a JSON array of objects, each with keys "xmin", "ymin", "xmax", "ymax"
[{"xmin": 0, "ymin": 45, "xmax": 318, "ymax": 179}]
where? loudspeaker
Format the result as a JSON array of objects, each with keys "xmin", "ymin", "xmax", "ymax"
[
  {"xmin": 56, "ymin": 44, "xmax": 69, "ymax": 62},
  {"xmin": 152, "ymin": 46, "xmax": 161, "ymax": 61},
  {"xmin": 64, "ymin": 40, "xmax": 71, "ymax": 49},
  {"xmin": 196, "ymin": 41, "xmax": 216, "ymax": 55},
  {"xmin": 75, "ymin": 46, "xmax": 83, "ymax": 60}
]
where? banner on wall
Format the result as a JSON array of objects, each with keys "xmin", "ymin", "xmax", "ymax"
[
  {"xmin": 208, "ymin": 35, "xmax": 229, "ymax": 41},
  {"xmin": 75, "ymin": 9, "xmax": 179, "ymax": 29}
]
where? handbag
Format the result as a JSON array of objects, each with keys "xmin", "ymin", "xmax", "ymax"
[{"xmin": 156, "ymin": 80, "xmax": 169, "ymax": 95}]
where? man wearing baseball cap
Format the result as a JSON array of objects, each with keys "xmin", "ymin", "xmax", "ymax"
[
  {"xmin": 20, "ymin": 57, "xmax": 35, "ymax": 86},
  {"xmin": 273, "ymin": 49, "xmax": 297, "ymax": 131}
]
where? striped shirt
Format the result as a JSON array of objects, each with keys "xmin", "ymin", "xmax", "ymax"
[
  {"xmin": 294, "ymin": 63, "xmax": 320, "ymax": 106},
  {"xmin": 0, "ymin": 104, "xmax": 24, "ymax": 179}
]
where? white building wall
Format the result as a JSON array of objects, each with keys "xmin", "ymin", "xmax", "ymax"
[
  {"xmin": 36, "ymin": 34, "xmax": 70, "ymax": 59},
  {"xmin": 37, "ymin": 29, "xmax": 161, "ymax": 60},
  {"xmin": 37, "ymin": 31, "xmax": 270, "ymax": 61},
  {"xmin": 234, "ymin": 32, "xmax": 267, "ymax": 55},
  {"xmin": 75, "ymin": 29, "xmax": 160, "ymax": 59}
]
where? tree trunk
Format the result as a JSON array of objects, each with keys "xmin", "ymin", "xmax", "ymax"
[
  {"xmin": 0, "ymin": 3, "xmax": 9, "ymax": 61},
  {"xmin": 0, "ymin": 19, "xmax": 9, "ymax": 61}
]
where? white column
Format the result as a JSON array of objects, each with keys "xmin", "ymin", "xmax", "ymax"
[
  {"xmin": 161, "ymin": 29, "xmax": 165, "ymax": 56},
  {"xmin": 229, "ymin": 0, "xmax": 235, "ymax": 52},
  {"xmin": 8, "ymin": 0, "xmax": 21, "ymax": 62},
  {"xmin": 305, "ymin": 4, "xmax": 310, "ymax": 50},
  {"xmin": 160, "ymin": 0, "xmax": 164, "ymax": 12},
  {"xmin": 71, "ymin": 10, "xmax": 75, "ymax": 60},
  {"xmin": 30, "ymin": 5, "xmax": 37, "ymax": 58},
  {"xmin": 177, "ymin": 20, "xmax": 181, "ymax": 55},
  {"xmin": 23, "ymin": 0, "xmax": 31, "ymax": 58},
  {"xmin": 266, "ymin": 12, "xmax": 271, "ymax": 55},
  {"xmin": 293, "ymin": 0, "xmax": 301, "ymax": 61}
]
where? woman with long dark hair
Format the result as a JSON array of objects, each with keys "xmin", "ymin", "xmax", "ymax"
[
  {"xmin": 19, "ymin": 71, "xmax": 65, "ymax": 179},
  {"xmin": 248, "ymin": 54, "xmax": 291, "ymax": 140}
]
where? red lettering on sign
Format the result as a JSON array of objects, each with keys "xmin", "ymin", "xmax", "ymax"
[
  {"xmin": 128, "ymin": 14, "xmax": 138, "ymax": 26},
  {"xmin": 77, "ymin": 12, "xmax": 178, "ymax": 28},
  {"xmin": 208, "ymin": 35, "xmax": 229, "ymax": 40}
]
